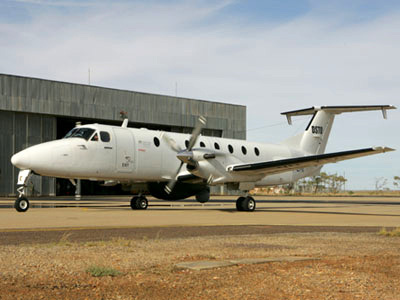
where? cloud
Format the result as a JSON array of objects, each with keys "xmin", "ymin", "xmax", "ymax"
[
  {"xmin": 1, "ymin": 0, "xmax": 399, "ymax": 189},
  {"xmin": 13, "ymin": 0, "xmax": 96, "ymax": 7}
]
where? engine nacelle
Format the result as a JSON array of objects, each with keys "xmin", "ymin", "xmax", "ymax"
[{"xmin": 187, "ymin": 149, "xmax": 223, "ymax": 177}]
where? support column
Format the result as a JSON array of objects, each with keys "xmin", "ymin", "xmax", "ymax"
[
  {"xmin": 75, "ymin": 179, "xmax": 81, "ymax": 200},
  {"xmin": 75, "ymin": 121, "xmax": 82, "ymax": 200}
]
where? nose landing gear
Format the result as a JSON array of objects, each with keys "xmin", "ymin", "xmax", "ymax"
[
  {"xmin": 14, "ymin": 170, "xmax": 33, "ymax": 213},
  {"xmin": 15, "ymin": 195, "xmax": 30, "ymax": 212}
]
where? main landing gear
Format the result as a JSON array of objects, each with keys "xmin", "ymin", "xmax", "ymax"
[
  {"xmin": 130, "ymin": 195, "xmax": 148, "ymax": 210},
  {"xmin": 236, "ymin": 196, "xmax": 256, "ymax": 212}
]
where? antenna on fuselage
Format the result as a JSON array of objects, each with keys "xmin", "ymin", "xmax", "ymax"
[{"xmin": 120, "ymin": 110, "xmax": 128, "ymax": 128}]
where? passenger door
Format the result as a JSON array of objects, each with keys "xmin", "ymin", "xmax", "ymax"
[{"xmin": 113, "ymin": 128, "xmax": 135, "ymax": 173}]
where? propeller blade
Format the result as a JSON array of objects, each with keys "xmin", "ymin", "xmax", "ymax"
[
  {"xmin": 164, "ymin": 116, "xmax": 206, "ymax": 194},
  {"xmin": 187, "ymin": 116, "xmax": 206, "ymax": 151},
  {"xmin": 164, "ymin": 162, "xmax": 184, "ymax": 194},
  {"xmin": 176, "ymin": 150, "xmax": 194, "ymax": 165},
  {"xmin": 161, "ymin": 133, "xmax": 182, "ymax": 153}
]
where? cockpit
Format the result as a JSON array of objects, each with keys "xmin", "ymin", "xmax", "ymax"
[
  {"xmin": 64, "ymin": 128, "xmax": 95, "ymax": 141},
  {"xmin": 64, "ymin": 127, "xmax": 111, "ymax": 143}
]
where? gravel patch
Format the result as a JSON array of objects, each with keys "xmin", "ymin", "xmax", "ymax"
[{"xmin": 1, "ymin": 231, "xmax": 400, "ymax": 299}]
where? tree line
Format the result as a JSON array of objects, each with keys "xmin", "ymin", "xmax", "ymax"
[
  {"xmin": 284, "ymin": 174, "xmax": 400, "ymax": 194},
  {"xmin": 292, "ymin": 172, "xmax": 347, "ymax": 194}
]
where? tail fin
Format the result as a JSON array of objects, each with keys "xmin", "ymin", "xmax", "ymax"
[{"xmin": 280, "ymin": 105, "xmax": 395, "ymax": 155}]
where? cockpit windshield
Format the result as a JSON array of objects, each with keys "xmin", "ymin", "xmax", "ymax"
[{"xmin": 64, "ymin": 128, "xmax": 96, "ymax": 141}]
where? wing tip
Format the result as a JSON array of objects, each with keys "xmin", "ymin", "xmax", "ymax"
[{"xmin": 372, "ymin": 146, "xmax": 395, "ymax": 152}]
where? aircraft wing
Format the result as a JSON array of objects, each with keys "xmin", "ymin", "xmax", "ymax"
[{"xmin": 228, "ymin": 147, "xmax": 394, "ymax": 176}]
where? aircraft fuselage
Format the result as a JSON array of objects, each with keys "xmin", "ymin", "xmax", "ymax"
[{"xmin": 11, "ymin": 123, "xmax": 315, "ymax": 187}]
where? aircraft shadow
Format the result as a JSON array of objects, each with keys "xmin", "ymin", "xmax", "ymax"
[{"xmin": 216, "ymin": 208, "xmax": 400, "ymax": 217}]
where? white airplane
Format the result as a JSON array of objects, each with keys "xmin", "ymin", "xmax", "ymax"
[{"xmin": 11, "ymin": 105, "xmax": 395, "ymax": 212}]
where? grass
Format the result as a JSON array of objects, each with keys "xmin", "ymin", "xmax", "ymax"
[
  {"xmin": 86, "ymin": 265, "xmax": 122, "ymax": 277},
  {"xmin": 83, "ymin": 237, "xmax": 137, "ymax": 248},
  {"xmin": 378, "ymin": 227, "xmax": 400, "ymax": 237},
  {"xmin": 58, "ymin": 232, "xmax": 73, "ymax": 246}
]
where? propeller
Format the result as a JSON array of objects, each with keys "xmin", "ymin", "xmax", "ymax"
[
  {"xmin": 187, "ymin": 116, "xmax": 206, "ymax": 151},
  {"xmin": 161, "ymin": 133, "xmax": 182, "ymax": 153},
  {"xmin": 164, "ymin": 161, "xmax": 184, "ymax": 194},
  {"xmin": 163, "ymin": 116, "xmax": 207, "ymax": 194}
]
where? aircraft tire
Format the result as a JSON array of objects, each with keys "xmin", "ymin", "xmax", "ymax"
[
  {"xmin": 242, "ymin": 196, "xmax": 256, "ymax": 212},
  {"xmin": 137, "ymin": 196, "xmax": 148, "ymax": 210},
  {"xmin": 15, "ymin": 196, "xmax": 29, "ymax": 212},
  {"xmin": 236, "ymin": 196, "xmax": 245, "ymax": 211},
  {"xmin": 130, "ymin": 196, "xmax": 139, "ymax": 210},
  {"xmin": 195, "ymin": 188, "xmax": 210, "ymax": 203}
]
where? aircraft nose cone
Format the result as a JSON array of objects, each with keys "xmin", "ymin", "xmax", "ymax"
[
  {"xmin": 11, "ymin": 154, "xmax": 17, "ymax": 166},
  {"xmin": 11, "ymin": 151, "xmax": 31, "ymax": 169}
]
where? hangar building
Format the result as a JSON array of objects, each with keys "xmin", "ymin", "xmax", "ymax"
[{"xmin": 0, "ymin": 74, "xmax": 246, "ymax": 196}]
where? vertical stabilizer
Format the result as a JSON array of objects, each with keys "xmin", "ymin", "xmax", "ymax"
[{"xmin": 300, "ymin": 110, "xmax": 335, "ymax": 154}]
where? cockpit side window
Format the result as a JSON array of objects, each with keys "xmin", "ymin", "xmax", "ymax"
[
  {"xmin": 64, "ymin": 128, "xmax": 95, "ymax": 141},
  {"xmin": 100, "ymin": 131, "xmax": 111, "ymax": 142},
  {"xmin": 91, "ymin": 133, "xmax": 99, "ymax": 142}
]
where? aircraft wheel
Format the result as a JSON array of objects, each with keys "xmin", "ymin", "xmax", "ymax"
[
  {"xmin": 130, "ymin": 196, "xmax": 139, "ymax": 210},
  {"xmin": 137, "ymin": 196, "xmax": 148, "ymax": 210},
  {"xmin": 242, "ymin": 196, "xmax": 256, "ymax": 212},
  {"xmin": 15, "ymin": 196, "xmax": 29, "ymax": 212},
  {"xmin": 236, "ymin": 196, "xmax": 245, "ymax": 211},
  {"xmin": 195, "ymin": 188, "xmax": 210, "ymax": 203}
]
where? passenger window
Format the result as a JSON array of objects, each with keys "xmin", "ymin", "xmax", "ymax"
[
  {"xmin": 91, "ymin": 133, "xmax": 99, "ymax": 142},
  {"xmin": 228, "ymin": 144, "xmax": 234, "ymax": 153},
  {"xmin": 214, "ymin": 142, "xmax": 220, "ymax": 150},
  {"xmin": 100, "ymin": 131, "xmax": 110, "ymax": 142},
  {"xmin": 241, "ymin": 146, "xmax": 247, "ymax": 155},
  {"xmin": 254, "ymin": 147, "xmax": 260, "ymax": 156},
  {"xmin": 154, "ymin": 137, "xmax": 160, "ymax": 147},
  {"xmin": 200, "ymin": 141, "xmax": 205, "ymax": 148}
]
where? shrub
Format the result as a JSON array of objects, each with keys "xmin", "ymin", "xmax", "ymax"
[
  {"xmin": 378, "ymin": 228, "xmax": 400, "ymax": 237},
  {"xmin": 86, "ymin": 265, "xmax": 122, "ymax": 277}
]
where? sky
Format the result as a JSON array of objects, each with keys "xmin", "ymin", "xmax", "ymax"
[{"xmin": 1, "ymin": 0, "xmax": 399, "ymax": 190}]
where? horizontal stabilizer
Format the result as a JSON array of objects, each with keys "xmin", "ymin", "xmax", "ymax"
[
  {"xmin": 228, "ymin": 147, "xmax": 394, "ymax": 176},
  {"xmin": 281, "ymin": 105, "xmax": 396, "ymax": 125}
]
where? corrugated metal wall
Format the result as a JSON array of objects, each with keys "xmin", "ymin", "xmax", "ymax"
[
  {"xmin": 0, "ymin": 111, "xmax": 56, "ymax": 196},
  {"xmin": 0, "ymin": 74, "xmax": 246, "ymax": 139}
]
